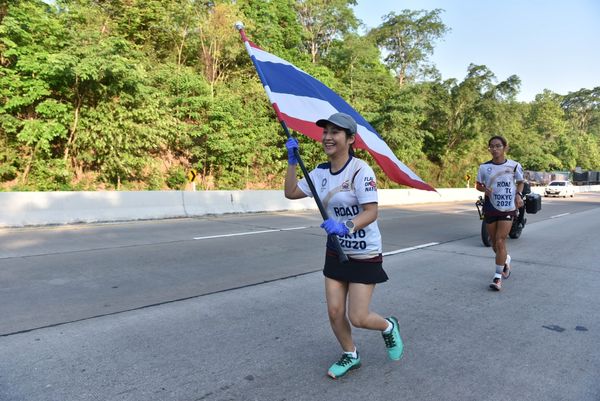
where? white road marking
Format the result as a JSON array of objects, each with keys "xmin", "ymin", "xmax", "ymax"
[
  {"xmin": 193, "ymin": 226, "xmax": 307, "ymax": 240},
  {"xmin": 384, "ymin": 242, "xmax": 439, "ymax": 256},
  {"xmin": 194, "ymin": 230, "xmax": 440, "ymax": 258},
  {"xmin": 550, "ymin": 213, "xmax": 570, "ymax": 219}
]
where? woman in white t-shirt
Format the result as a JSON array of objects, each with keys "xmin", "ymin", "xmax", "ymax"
[
  {"xmin": 476, "ymin": 135, "xmax": 525, "ymax": 291},
  {"xmin": 284, "ymin": 112, "xmax": 403, "ymax": 379}
]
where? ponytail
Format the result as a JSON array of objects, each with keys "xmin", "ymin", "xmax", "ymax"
[{"xmin": 345, "ymin": 129, "xmax": 355, "ymax": 157}]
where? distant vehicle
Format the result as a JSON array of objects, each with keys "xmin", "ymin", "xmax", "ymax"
[
  {"xmin": 572, "ymin": 170, "xmax": 600, "ymax": 185},
  {"xmin": 544, "ymin": 181, "xmax": 575, "ymax": 197}
]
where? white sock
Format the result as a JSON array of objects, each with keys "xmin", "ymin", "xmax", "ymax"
[
  {"xmin": 495, "ymin": 264, "xmax": 504, "ymax": 275},
  {"xmin": 383, "ymin": 320, "xmax": 393, "ymax": 334},
  {"xmin": 344, "ymin": 348, "xmax": 358, "ymax": 359},
  {"xmin": 505, "ymin": 254, "xmax": 511, "ymax": 266}
]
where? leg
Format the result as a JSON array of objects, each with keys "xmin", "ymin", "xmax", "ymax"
[
  {"xmin": 324, "ymin": 277, "xmax": 354, "ymax": 352},
  {"xmin": 487, "ymin": 221, "xmax": 498, "ymax": 254},
  {"xmin": 492, "ymin": 220, "xmax": 512, "ymax": 266},
  {"xmin": 487, "ymin": 219, "xmax": 512, "ymax": 290},
  {"xmin": 346, "ymin": 282, "xmax": 388, "ymax": 331},
  {"xmin": 347, "ymin": 282, "xmax": 404, "ymax": 361}
]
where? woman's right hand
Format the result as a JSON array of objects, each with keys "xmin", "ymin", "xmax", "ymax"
[{"xmin": 285, "ymin": 138, "xmax": 299, "ymax": 165}]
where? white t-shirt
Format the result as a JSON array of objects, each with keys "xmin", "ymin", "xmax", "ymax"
[
  {"xmin": 298, "ymin": 156, "xmax": 382, "ymax": 257},
  {"xmin": 476, "ymin": 159, "xmax": 524, "ymax": 214}
]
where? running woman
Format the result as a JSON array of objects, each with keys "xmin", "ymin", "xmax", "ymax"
[
  {"xmin": 284, "ymin": 112, "xmax": 403, "ymax": 379},
  {"xmin": 476, "ymin": 135, "xmax": 525, "ymax": 291}
]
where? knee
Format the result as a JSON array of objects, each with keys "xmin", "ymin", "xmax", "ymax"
[
  {"xmin": 327, "ymin": 305, "xmax": 346, "ymax": 322},
  {"xmin": 493, "ymin": 236, "xmax": 506, "ymax": 248},
  {"xmin": 348, "ymin": 312, "xmax": 368, "ymax": 328}
]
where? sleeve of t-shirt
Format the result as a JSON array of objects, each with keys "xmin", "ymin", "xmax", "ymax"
[
  {"xmin": 514, "ymin": 162, "xmax": 524, "ymax": 182},
  {"xmin": 297, "ymin": 169, "xmax": 317, "ymax": 197},
  {"xmin": 353, "ymin": 164, "xmax": 378, "ymax": 204},
  {"xmin": 476, "ymin": 165, "xmax": 484, "ymax": 185}
]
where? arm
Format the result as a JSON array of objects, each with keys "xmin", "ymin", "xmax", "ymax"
[
  {"xmin": 515, "ymin": 163, "xmax": 525, "ymax": 208},
  {"xmin": 515, "ymin": 181, "xmax": 525, "ymax": 208},
  {"xmin": 320, "ymin": 202, "xmax": 378, "ymax": 237},
  {"xmin": 476, "ymin": 181, "xmax": 492, "ymax": 198},
  {"xmin": 475, "ymin": 166, "xmax": 490, "ymax": 196},
  {"xmin": 348, "ymin": 202, "xmax": 378, "ymax": 230},
  {"xmin": 284, "ymin": 164, "xmax": 307, "ymax": 199},
  {"xmin": 283, "ymin": 137, "xmax": 307, "ymax": 200}
]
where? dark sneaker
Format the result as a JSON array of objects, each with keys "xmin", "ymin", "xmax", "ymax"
[
  {"xmin": 327, "ymin": 352, "xmax": 361, "ymax": 379},
  {"xmin": 489, "ymin": 277, "xmax": 502, "ymax": 291},
  {"xmin": 502, "ymin": 262, "xmax": 511, "ymax": 279},
  {"xmin": 382, "ymin": 316, "xmax": 404, "ymax": 361}
]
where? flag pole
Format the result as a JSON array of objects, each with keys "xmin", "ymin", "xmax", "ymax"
[{"xmin": 235, "ymin": 22, "xmax": 348, "ymax": 263}]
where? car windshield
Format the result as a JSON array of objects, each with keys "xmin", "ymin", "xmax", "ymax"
[{"xmin": 549, "ymin": 182, "xmax": 565, "ymax": 186}]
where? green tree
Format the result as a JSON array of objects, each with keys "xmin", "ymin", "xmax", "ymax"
[
  {"xmin": 520, "ymin": 90, "xmax": 568, "ymax": 171},
  {"xmin": 0, "ymin": 0, "xmax": 70, "ymax": 185},
  {"xmin": 422, "ymin": 65, "xmax": 520, "ymax": 185},
  {"xmin": 237, "ymin": 0, "xmax": 303, "ymax": 59},
  {"xmin": 369, "ymin": 9, "xmax": 449, "ymax": 85},
  {"xmin": 196, "ymin": 2, "xmax": 244, "ymax": 96},
  {"xmin": 295, "ymin": 0, "xmax": 359, "ymax": 63},
  {"xmin": 561, "ymin": 87, "xmax": 600, "ymax": 132}
]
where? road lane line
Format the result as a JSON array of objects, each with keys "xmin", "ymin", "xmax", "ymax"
[
  {"xmin": 193, "ymin": 226, "xmax": 307, "ymax": 240},
  {"xmin": 550, "ymin": 213, "xmax": 570, "ymax": 219},
  {"xmin": 384, "ymin": 242, "xmax": 439, "ymax": 256}
]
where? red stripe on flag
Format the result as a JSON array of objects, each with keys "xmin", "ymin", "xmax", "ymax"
[
  {"xmin": 271, "ymin": 103, "xmax": 287, "ymax": 125},
  {"xmin": 279, "ymin": 113, "xmax": 322, "ymax": 142},
  {"xmin": 368, "ymin": 153, "xmax": 435, "ymax": 191},
  {"xmin": 248, "ymin": 40, "xmax": 261, "ymax": 50}
]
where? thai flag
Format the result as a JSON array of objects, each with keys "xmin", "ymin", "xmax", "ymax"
[{"xmin": 238, "ymin": 28, "xmax": 435, "ymax": 192}]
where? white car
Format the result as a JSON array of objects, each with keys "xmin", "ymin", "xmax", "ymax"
[{"xmin": 544, "ymin": 180, "xmax": 575, "ymax": 197}]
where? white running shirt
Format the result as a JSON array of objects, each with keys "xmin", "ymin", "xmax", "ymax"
[
  {"xmin": 298, "ymin": 156, "xmax": 382, "ymax": 257},
  {"xmin": 476, "ymin": 159, "xmax": 524, "ymax": 214}
]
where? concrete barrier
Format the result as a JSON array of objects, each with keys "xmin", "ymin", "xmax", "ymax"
[{"xmin": 1, "ymin": 185, "xmax": 598, "ymax": 228}]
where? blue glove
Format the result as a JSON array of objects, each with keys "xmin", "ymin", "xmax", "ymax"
[
  {"xmin": 320, "ymin": 218, "xmax": 349, "ymax": 236},
  {"xmin": 285, "ymin": 137, "xmax": 299, "ymax": 165}
]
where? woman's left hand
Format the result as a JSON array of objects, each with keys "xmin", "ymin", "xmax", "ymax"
[
  {"xmin": 320, "ymin": 218, "xmax": 349, "ymax": 236},
  {"xmin": 516, "ymin": 194, "xmax": 524, "ymax": 208}
]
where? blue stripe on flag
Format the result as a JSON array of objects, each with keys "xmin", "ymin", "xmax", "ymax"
[{"xmin": 252, "ymin": 57, "xmax": 383, "ymax": 140}]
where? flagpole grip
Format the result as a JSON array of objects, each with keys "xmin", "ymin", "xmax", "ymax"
[{"xmin": 279, "ymin": 121, "xmax": 349, "ymax": 264}]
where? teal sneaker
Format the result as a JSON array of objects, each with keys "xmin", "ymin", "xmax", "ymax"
[
  {"xmin": 382, "ymin": 316, "xmax": 404, "ymax": 361},
  {"xmin": 327, "ymin": 352, "xmax": 361, "ymax": 379}
]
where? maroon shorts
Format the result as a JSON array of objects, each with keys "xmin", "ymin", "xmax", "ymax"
[{"xmin": 484, "ymin": 211, "xmax": 516, "ymax": 224}]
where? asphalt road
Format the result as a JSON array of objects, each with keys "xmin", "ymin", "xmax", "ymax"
[{"xmin": 1, "ymin": 193, "xmax": 599, "ymax": 401}]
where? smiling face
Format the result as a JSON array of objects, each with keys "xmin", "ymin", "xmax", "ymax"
[{"xmin": 321, "ymin": 123, "xmax": 355, "ymax": 158}]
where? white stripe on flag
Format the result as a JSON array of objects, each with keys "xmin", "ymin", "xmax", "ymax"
[{"xmin": 268, "ymin": 91, "xmax": 423, "ymax": 181}]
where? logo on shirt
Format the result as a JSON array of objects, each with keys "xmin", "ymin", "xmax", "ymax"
[
  {"xmin": 321, "ymin": 178, "xmax": 327, "ymax": 190},
  {"xmin": 341, "ymin": 180, "xmax": 351, "ymax": 191},
  {"xmin": 364, "ymin": 177, "xmax": 377, "ymax": 192}
]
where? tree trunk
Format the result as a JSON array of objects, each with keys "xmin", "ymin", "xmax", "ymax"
[
  {"xmin": 64, "ymin": 90, "xmax": 82, "ymax": 162},
  {"xmin": 21, "ymin": 143, "xmax": 39, "ymax": 184}
]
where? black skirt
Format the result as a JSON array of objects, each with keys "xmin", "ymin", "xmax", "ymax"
[{"xmin": 323, "ymin": 250, "xmax": 388, "ymax": 284}]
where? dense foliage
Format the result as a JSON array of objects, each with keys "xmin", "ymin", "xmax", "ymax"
[{"xmin": 1, "ymin": 0, "xmax": 599, "ymax": 191}]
